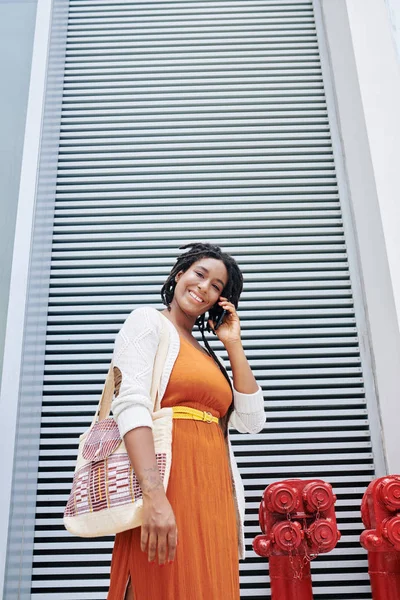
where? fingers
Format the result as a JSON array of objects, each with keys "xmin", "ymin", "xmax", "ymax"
[
  {"xmin": 141, "ymin": 497, "xmax": 178, "ymax": 565},
  {"xmin": 157, "ymin": 531, "xmax": 168, "ymax": 565},
  {"xmin": 147, "ymin": 530, "xmax": 158, "ymax": 563},
  {"xmin": 140, "ymin": 525, "xmax": 149, "ymax": 554},
  {"xmin": 156, "ymin": 525, "xmax": 178, "ymax": 564},
  {"xmin": 218, "ymin": 297, "xmax": 235, "ymax": 310},
  {"xmin": 167, "ymin": 528, "xmax": 178, "ymax": 563},
  {"xmin": 141, "ymin": 525, "xmax": 178, "ymax": 565},
  {"xmin": 218, "ymin": 302, "xmax": 236, "ymax": 318}
]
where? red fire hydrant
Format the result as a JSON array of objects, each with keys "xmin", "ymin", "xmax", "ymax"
[
  {"xmin": 360, "ymin": 475, "xmax": 400, "ymax": 599},
  {"xmin": 253, "ymin": 479, "xmax": 341, "ymax": 599}
]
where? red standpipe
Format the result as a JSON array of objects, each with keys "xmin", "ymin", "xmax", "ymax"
[
  {"xmin": 253, "ymin": 479, "xmax": 341, "ymax": 600},
  {"xmin": 360, "ymin": 475, "xmax": 400, "ymax": 600}
]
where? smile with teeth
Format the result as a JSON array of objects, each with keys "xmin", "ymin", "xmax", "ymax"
[{"xmin": 188, "ymin": 290, "xmax": 204, "ymax": 304}]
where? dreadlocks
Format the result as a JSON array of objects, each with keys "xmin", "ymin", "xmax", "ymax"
[{"xmin": 160, "ymin": 242, "xmax": 244, "ymax": 436}]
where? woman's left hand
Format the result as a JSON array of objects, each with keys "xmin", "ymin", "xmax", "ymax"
[{"xmin": 208, "ymin": 297, "xmax": 242, "ymax": 348}]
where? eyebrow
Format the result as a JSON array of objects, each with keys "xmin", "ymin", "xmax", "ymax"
[{"xmin": 196, "ymin": 265, "xmax": 226, "ymax": 288}]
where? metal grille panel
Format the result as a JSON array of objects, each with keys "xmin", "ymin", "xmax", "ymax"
[{"xmin": 32, "ymin": 1, "xmax": 374, "ymax": 598}]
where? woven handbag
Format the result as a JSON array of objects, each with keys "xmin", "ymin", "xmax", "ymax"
[{"xmin": 63, "ymin": 313, "xmax": 173, "ymax": 537}]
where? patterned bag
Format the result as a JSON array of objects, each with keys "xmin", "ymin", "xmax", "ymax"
[{"xmin": 63, "ymin": 314, "xmax": 172, "ymax": 537}]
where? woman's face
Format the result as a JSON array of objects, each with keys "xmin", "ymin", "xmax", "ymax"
[{"xmin": 173, "ymin": 257, "xmax": 229, "ymax": 318}]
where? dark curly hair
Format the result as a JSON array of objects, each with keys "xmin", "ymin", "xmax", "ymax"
[{"xmin": 161, "ymin": 242, "xmax": 244, "ymax": 436}]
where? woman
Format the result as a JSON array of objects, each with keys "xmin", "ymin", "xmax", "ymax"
[{"xmin": 107, "ymin": 242, "xmax": 265, "ymax": 600}]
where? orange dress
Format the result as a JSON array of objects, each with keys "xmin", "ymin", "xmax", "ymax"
[{"xmin": 107, "ymin": 336, "xmax": 240, "ymax": 600}]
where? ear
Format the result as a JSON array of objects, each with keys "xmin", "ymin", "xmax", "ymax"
[{"xmin": 175, "ymin": 270, "xmax": 184, "ymax": 283}]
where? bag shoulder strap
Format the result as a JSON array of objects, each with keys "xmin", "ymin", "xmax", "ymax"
[
  {"xmin": 96, "ymin": 310, "xmax": 170, "ymax": 423},
  {"xmin": 97, "ymin": 363, "xmax": 115, "ymax": 422}
]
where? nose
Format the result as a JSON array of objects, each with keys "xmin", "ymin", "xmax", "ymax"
[{"xmin": 197, "ymin": 281, "xmax": 207, "ymax": 294}]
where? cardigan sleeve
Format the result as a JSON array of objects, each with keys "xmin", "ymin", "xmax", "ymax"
[
  {"xmin": 111, "ymin": 306, "xmax": 162, "ymax": 437},
  {"xmin": 229, "ymin": 386, "xmax": 266, "ymax": 434},
  {"xmin": 216, "ymin": 354, "xmax": 266, "ymax": 434}
]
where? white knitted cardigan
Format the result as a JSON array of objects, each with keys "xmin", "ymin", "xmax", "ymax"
[{"xmin": 111, "ymin": 306, "xmax": 266, "ymax": 559}]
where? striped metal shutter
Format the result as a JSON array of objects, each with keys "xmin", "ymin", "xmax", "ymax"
[{"xmin": 33, "ymin": 1, "xmax": 374, "ymax": 598}]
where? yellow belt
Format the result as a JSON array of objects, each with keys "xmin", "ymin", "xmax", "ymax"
[{"xmin": 172, "ymin": 406, "xmax": 219, "ymax": 424}]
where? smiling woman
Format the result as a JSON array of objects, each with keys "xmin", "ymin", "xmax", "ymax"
[
  {"xmin": 107, "ymin": 243, "xmax": 265, "ymax": 600},
  {"xmin": 174, "ymin": 258, "xmax": 228, "ymax": 319}
]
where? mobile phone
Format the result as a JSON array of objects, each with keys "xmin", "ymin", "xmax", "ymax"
[
  {"xmin": 214, "ymin": 309, "xmax": 227, "ymax": 331},
  {"xmin": 207, "ymin": 300, "xmax": 229, "ymax": 334}
]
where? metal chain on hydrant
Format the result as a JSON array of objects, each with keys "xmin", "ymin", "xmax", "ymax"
[
  {"xmin": 304, "ymin": 500, "xmax": 323, "ymax": 564},
  {"xmin": 286, "ymin": 510, "xmax": 304, "ymax": 580},
  {"xmin": 286, "ymin": 499, "xmax": 323, "ymax": 580}
]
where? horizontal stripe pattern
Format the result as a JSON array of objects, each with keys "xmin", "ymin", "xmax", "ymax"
[{"xmin": 31, "ymin": 1, "xmax": 374, "ymax": 599}]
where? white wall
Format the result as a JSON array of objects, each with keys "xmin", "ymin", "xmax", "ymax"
[
  {"xmin": 0, "ymin": 1, "xmax": 53, "ymax": 596},
  {"xmin": 346, "ymin": 0, "xmax": 400, "ymax": 473},
  {"xmin": 0, "ymin": 0, "xmax": 37, "ymax": 383},
  {"xmin": 386, "ymin": 0, "xmax": 400, "ymax": 62},
  {"xmin": 320, "ymin": 0, "xmax": 400, "ymax": 474},
  {"xmin": 346, "ymin": 0, "xmax": 400, "ymax": 337}
]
